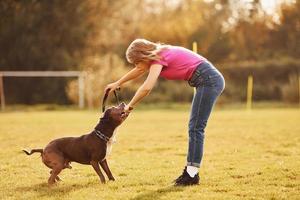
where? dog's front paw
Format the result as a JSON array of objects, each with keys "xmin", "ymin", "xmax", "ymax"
[{"xmin": 48, "ymin": 180, "xmax": 58, "ymax": 186}]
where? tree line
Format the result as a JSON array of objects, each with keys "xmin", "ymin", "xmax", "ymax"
[{"xmin": 0, "ymin": 0, "xmax": 299, "ymax": 106}]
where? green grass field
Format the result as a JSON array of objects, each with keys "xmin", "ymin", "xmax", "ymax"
[{"xmin": 0, "ymin": 107, "xmax": 299, "ymax": 200}]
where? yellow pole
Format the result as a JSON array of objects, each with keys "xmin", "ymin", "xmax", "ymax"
[
  {"xmin": 246, "ymin": 75, "xmax": 253, "ymax": 110},
  {"xmin": 0, "ymin": 73, "xmax": 5, "ymax": 111},
  {"xmin": 192, "ymin": 42, "xmax": 198, "ymax": 94},
  {"xmin": 192, "ymin": 42, "xmax": 197, "ymax": 53}
]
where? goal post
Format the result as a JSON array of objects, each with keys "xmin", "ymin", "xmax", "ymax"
[
  {"xmin": 0, "ymin": 73, "xmax": 5, "ymax": 110},
  {"xmin": 0, "ymin": 71, "xmax": 86, "ymax": 110}
]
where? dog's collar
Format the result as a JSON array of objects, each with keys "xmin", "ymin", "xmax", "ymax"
[{"xmin": 94, "ymin": 129, "xmax": 110, "ymax": 142}]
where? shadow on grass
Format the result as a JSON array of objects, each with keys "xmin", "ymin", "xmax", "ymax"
[
  {"xmin": 16, "ymin": 182, "xmax": 88, "ymax": 198},
  {"xmin": 130, "ymin": 185, "xmax": 185, "ymax": 200}
]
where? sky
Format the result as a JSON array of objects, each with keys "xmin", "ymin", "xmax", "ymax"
[
  {"xmin": 261, "ymin": 0, "xmax": 279, "ymax": 13},
  {"xmin": 260, "ymin": 0, "xmax": 293, "ymax": 14},
  {"xmin": 147, "ymin": 0, "xmax": 296, "ymax": 17},
  {"xmin": 205, "ymin": 0, "xmax": 295, "ymax": 13}
]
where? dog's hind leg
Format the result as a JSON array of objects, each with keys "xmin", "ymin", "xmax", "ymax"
[
  {"xmin": 100, "ymin": 159, "xmax": 115, "ymax": 181},
  {"xmin": 48, "ymin": 167, "xmax": 63, "ymax": 185},
  {"xmin": 90, "ymin": 160, "xmax": 106, "ymax": 184},
  {"xmin": 50, "ymin": 170, "xmax": 62, "ymax": 182}
]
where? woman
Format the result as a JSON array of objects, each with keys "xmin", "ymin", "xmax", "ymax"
[{"xmin": 104, "ymin": 39, "xmax": 225, "ymax": 186}]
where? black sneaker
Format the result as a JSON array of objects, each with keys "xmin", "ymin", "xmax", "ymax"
[
  {"xmin": 173, "ymin": 166, "xmax": 187, "ymax": 183},
  {"xmin": 174, "ymin": 167, "xmax": 200, "ymax": 186}
]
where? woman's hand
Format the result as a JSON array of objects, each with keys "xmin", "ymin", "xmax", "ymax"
[
  {"xmin": 124, "ymin": 105, "xmax": 133, "ymax": 114},
  {"xmin": 104, "ymin": 82, "xmax": 120, "ymax": 94}
]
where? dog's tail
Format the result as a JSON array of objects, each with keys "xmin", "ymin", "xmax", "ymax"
[{"xmin": 22, "ymin": 148, "xmax": 43, "ymax": 155}]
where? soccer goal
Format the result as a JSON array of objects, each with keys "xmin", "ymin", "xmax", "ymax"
[{"xmin": 0, "ymin": 71, "xmax": 85, "ymax": 110}]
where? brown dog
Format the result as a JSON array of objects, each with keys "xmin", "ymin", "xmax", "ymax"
[{"xmin": 23, "ymin": 103, "xmax": 128, "ymax": 185}]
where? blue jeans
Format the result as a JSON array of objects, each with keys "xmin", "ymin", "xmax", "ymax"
[{"xmin": 187, "ymin": 61, "xmax": 225, "ymax": 167}]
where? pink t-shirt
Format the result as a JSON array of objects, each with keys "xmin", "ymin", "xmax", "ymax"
[{"xmin": 151, "ymin": 46, "xmax": 206, "ymax": 80}]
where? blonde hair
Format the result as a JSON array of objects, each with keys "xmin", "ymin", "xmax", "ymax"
[{"xmin": 126, "ymin": 39, "xmax": 167, "ymax": 64}]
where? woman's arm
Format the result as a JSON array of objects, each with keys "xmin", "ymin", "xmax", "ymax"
[
  {"xmin": 117, "ymin": 67, "xmax": 146, "ymax": 86},
  {"xmin": 126, "ymin": 64, "xmax": 163, "ymax": 109},
  {"xmin": 105, "ymin": 67, "xmax": 146, "ymax": 93}
]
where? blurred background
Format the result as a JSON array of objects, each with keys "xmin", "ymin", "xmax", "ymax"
[{"xmin": 0, "ymin": 0, "xmax": 299, "ymax": 109}]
